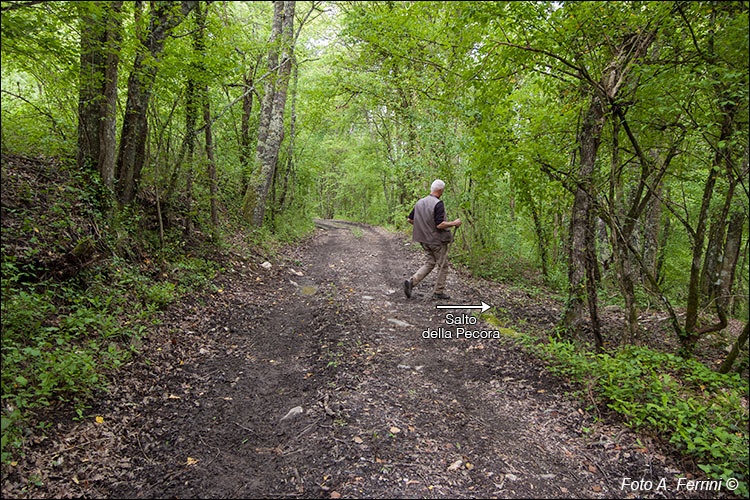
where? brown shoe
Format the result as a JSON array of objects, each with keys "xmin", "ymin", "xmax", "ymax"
[{"xmin": 404, "ymin": 279, "xmax": 413, "ymax": 298}]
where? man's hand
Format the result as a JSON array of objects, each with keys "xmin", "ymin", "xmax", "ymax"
[
  {"xmin": 453, "ymin": 218, "xmax": 462, "ymax": 228},
  {"xmin": 407, "ymin": 217, "xmax": 414, "ymax": 225}
]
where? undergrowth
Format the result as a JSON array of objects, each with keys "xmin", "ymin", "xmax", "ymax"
[
  {"xmin": 0, "ymin": 154, "xmax": 314, "ymax": 465},
  {"xmin": 0, "ymin": 245, "xmax": 222, "ymax": 464},
  {"xmin": 483, "ymin": 313, "xmax": 750, "ymax": 497}
]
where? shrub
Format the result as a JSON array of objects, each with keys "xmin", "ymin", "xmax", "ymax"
[{"xmin": 536, "ymin": 337, "xmax": 749, "ymax": 497}]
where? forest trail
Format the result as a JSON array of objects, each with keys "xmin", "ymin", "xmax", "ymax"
[{"xmin": 15, "ymin": 221, "xmax": 705, "ymax": 499}]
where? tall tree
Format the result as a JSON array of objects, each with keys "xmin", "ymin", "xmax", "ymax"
[
  {"xmin": 277, "ymin": 54, "xmax": 298, "ymax": 213},
  {"xmin": 115, "ymin": 1, "xmax": 196, "ymax": 205},
  {"xmin": 241, "ymin": 0, "xmax": 283, "ymax": 224},
  {"xmin": 242, "ymin": 0, "xmax": 296, "ymax": 227},
  {"xmin": 195, "ymin": 2, "xmax": 219, "ymax": 233},
  {"xmin": 77, "ymin": 1, "xmax": 123, "ymax": 192}
]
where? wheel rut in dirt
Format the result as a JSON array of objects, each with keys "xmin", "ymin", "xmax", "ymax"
[{"xmin": 98, "ymin": 220, "xmax": 706, "ymax": 499}]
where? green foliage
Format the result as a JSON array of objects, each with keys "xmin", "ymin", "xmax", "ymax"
[
  {"xmin": 271, "ymin": 204, "xmax": 316, "ymax": 243},
  {"xmin": 534, "ymin": 337, "xmax": 749, "ymax": 495},
  {"xmin": 0, "ymin": 243, "xmax": 225, "ymax": 464},
  {"xmin": 1, "ymin": 280, "xmax": 115, "ymax": 463},
  {"xmin": 143, "ymin": 281, "xmax": 177, "ymax": 309},
  {"xmin": 1, "ymin": 0, "xmax": 748, "ymax": 482}
]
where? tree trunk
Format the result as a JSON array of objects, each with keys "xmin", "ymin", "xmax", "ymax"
[
  {"xmin": 718, "ymin": 321, "xmax": 749, "ymax": 374},
  {"xmin": 77, "ymin": 2, "xmax": 106, "ymax": 173},
  {"xmin": 655, "ymin": 187, "xmax": 672, "ymax": 287},
  {"xmin": 700, "ymin": 174, "xmax": 737, "ymax": 304},
  {"xmin": 243, "ymin": 1, "xmax": 295, "ymax": 227},
  {"xmin": 732, "ymin": 239, "xmax": 748, "ymax": 316},
  {"xmin": 613, "ymin": 239, "xmax": 639, "ymax": 344},
  {"xmin": 184, "ymin": 79, "xmax": 198, "ymax": 238},
  {"xmin": 190, "ymin": 2, "xmax": 219, "ymax": 233},
  {"xmin": 552, "ymin": 208, "xmax": 560, "ymax": 266},
  {"xmin": 717, "ymin": 209, "xmax": 745, "ymax": 310},
  {"xmin": 77, "ymin": 1, "xmax": 122, "ymax": 193},
  {"xmin": 203, "ymin": 97, "xmax": 219, "ymax": 232},
  {"xmin": 523, "ymin": 188, "xmax": 548, "ymax": 277},
  {"xmin": 241, "ymin": 0, "xmax": 284, "ymax": 223},
  {"xmin": 682, "ymin": 104, "xmax": 737, "ymax": 354},
  {"xmin": 561, "ymin": 95, "xmax": 606, "ymax": 334},
  {"xmin": 240, "ymin": 67, "xmax": 254, "ymax": 194},
  {"xmin": 99, "ymin": 2, "xmax": 122, "ymax": 192},
  {"xmin": 115, "ymin": 1, "xmax": 196, "ymax": 205},
  {"xmin": 607, "ymin": 115, "xmax": 640, "ymax": 345},
  {"xmin": 643, "ymin": 181, "xmax": 663, "ymax": 293},
  {"xmin": 585, "ymin": 214, "xmax": 604, "ymax": 351},
  {"xmin": 278, "ymin": 54, "xmax": 298, "ymax": 212}
]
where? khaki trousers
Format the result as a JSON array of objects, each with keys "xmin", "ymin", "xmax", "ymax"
[{"xmin": 411, "ymin": 242, "xmax": 449, "ymax": 294}]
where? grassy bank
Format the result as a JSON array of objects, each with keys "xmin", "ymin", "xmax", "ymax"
[{"xmin": 482, "ymin": 312, "xmax": 749, "ymax": 497}]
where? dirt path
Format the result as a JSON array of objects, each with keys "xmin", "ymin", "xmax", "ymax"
[{"xmin": 5, "ymin": 220, "xmax": 714, "ymax": 499}]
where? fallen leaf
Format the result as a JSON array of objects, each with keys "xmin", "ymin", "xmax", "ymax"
[
  {"xmin": 168, "ymin": 394, "xmax": 181, "ymax": 399},
  {"xmin": 330, "ymin": 492, "xmax": 341, "ymax": 499},
  {"xmin": 592, "ymin": 485, "xmax": 602, "ymax": 492},
  {"xmin": 353, "ymin": 436, "xmax": 363, "ymax": 444},
  {"xmin": 72, "ymin": 476, "xmax": 79, "ymax": 484},
  {"xmin": 389, "ymin": 426, "xmax": 401, "ymax": 434},
  {"xmin": 95, "ymin": 416, "xmax": 104, "ymax": 424},
  {"xmin": 186, "ymin": 457, "xmax": 199, "ymax": 466},
  {"xmin": 588, "ymin": 465, "xmax": 597, "ymax": 473},
  {"xmin": 465, "ymin": 462, "xmax": 474, "ymax": 470}
]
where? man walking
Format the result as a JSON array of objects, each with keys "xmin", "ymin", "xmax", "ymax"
[{"xmin": 404, "ymin": 179, "xmax": 461, "ymax": 300}]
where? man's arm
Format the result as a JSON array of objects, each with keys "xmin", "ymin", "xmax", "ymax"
[
  {"xmin": 434, "ymin": 201, "xmax": 461, "ymax": 229},
  {"xmin": 437, "ymin": 219, "xmax": 461, "ymax": 229},
  {"xmin": 407, "ymin": 208, "xmax": 415, "ymax": 225}
]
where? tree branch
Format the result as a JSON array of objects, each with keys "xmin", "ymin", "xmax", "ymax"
[
  {"xmin": 1, "ymin": 89, "xmax": 66, "ymax": 139},
  {"xmin": 1, "ymin": 0, "xmax": 45, "ymax": 12}
]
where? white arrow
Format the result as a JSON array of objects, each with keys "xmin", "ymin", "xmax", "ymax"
[{"xmin": 436, "ymin": 301, "xmax": 491, "ymax": 313}]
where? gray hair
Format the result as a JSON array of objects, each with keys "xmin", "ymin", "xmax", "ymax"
[{"xmin": 431, "ymin": 179, "xmax": 445, "ymax": 192}]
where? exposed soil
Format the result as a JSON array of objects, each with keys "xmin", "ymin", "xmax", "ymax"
[{"xmin": 2, "ymin": 219, "xmax": 736, "ymax": 498}]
